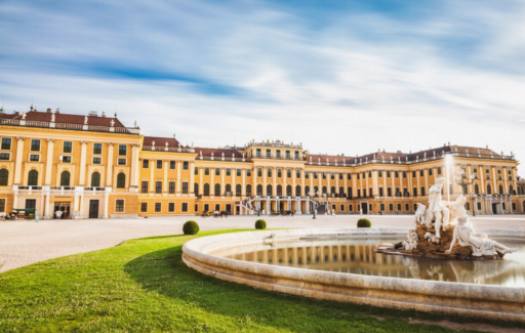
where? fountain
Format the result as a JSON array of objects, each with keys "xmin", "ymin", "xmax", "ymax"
[{"xmin": 378, "ymin": 155, "xmax": 513, "ymax": 260}]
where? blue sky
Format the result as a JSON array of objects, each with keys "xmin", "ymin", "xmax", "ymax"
[{"xmin": 1, "ymin": 0, "xmax": 524, "ymax": 174}]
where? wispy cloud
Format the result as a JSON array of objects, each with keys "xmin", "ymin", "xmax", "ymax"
[{"xmin": 1, "ymin": 0, "xmax": 524, "ymax": 174}]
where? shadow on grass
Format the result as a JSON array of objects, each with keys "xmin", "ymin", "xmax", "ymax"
[{"xmin": 123, "ymin": 243, "xmax": 488, "ymax": 333}]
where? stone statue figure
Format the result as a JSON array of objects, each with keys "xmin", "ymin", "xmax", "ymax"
[
  {"xmin": 383, "ymin": 178, "xmax": 513, "ymax": 260},
  {"xmin": 446, "ymin": 217, "xmax": 512, "ymax": 257},
  {"xmin": 425, "ymin": 176, "xmax": 449, "ymax": 240}
]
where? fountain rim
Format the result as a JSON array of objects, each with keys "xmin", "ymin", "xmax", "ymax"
[{"xmin": 183, "ymin": 228, "xmax": 525, "ymax": 301}]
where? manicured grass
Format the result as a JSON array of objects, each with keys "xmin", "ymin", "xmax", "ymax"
[{"xmin": 0, "ymin": 230, "xmax": 477, "ymax": 332}]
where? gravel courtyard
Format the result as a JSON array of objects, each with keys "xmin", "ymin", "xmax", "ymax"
[{"xmin": 1, "ymin": 214, "xmax": 524, "ymax": 273}]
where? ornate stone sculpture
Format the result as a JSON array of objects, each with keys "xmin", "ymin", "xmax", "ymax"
[{"xmin": 381, "ymin": 178, "xmax": 513, "ymax": 260}]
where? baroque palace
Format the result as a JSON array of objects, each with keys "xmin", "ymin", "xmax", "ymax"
[{"xmin": 0, "ymin": 108, "xmax": 524, "ymax": 219}]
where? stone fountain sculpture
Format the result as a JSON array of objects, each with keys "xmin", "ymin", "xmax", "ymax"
[{"xmin": 381, "ymin": 176, "xmax": 513, "ymax": 260}]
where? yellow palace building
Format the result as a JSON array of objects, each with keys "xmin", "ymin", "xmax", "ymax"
[{"xmin": 0, "ymin": 108, "xmax": 524, "ymax": 219}]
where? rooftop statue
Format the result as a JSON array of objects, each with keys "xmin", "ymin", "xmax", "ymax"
[{"xmin": 380, "ymin": 176, "xmax": 513, "ymax": 260}]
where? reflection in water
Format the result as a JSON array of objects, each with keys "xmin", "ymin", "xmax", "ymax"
[{"xmin": 229, "ymin": 241, "xmax": 525, "ymax": 287}]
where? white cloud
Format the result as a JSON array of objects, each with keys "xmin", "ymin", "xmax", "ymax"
[{"xmin": 0, "ymin": 0, "xmax": 524, "ymax": 175}]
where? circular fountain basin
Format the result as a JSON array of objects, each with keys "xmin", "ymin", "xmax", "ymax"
[{"xmin": 182, "ymin": 228, "xmax": 525, "ymax": 323}]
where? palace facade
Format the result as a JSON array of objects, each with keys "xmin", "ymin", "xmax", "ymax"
[{"xmin": 0, "ymin": 108, "xmax": 524, "ymax": 219}]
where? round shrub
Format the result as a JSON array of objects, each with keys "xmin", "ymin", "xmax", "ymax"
[
  {"xmin": 255, "ymin": 219, "xmax": 267, "ymax": 230},
  {"xmin": 357, "ymin": 218, "xmax": 372, "ymax": 228},
  {"xmin": 183, "ymin": 220, "xmax": 200, "ymax": 235}
]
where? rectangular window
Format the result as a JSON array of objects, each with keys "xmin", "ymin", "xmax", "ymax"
[
  {"xmin": 429, "ymin": 168, "xmax": 433, "ymax": 176},
  {"xmin": 93, "ymin": 156, "xmax": 101, "ymax": 164},
  {"xmin": 204, "ymin": 168, "xmax": 209, "ymax": 175},
  {"xmin": 141, "ymin": 202, "xmax": 148, "ymax": 212},
  {"xmin": 31, "ymin": 139, "xmax": 40, "ymax": 151},
  {"xmin": 0, "ymin": 198, "xmax": 5, "ymax": 212},
  {"xmin": 155, "ymin": 181, "xmax": 162, "ymax": 193},
  {"xmin": 1, "ymin": 138, "xmax": 11, "ymax": 150},
  {"xmin": 118, "ymin": 144, "xmax": 127, "ymax": 156},
  {"xmin": 170, "ymin": 160, "xmax": 176, "ymax": 169},
  {"xmin": 143, "ymin": 159, "xmax": 149, "ymax": 168},
  {"xmin": 0, "ymin": 153, "xmax": 8, "ymax": 161},
  {"xmin": 93, "ymin": 143, "xmax": 102, "ymax": 155},
  {"xmin": 155, "ymin": 202, "xmax": 161, "ymax": 212},
  {"xmin": 182, "ymin": 182, "xmax": 189, "ymax": 194},
  {"xmin": 246, "ymin": 170, "xmax": 251, "ymax": 177},
  {"xmin": 29, "ymin": 154, "xmax": 39, "ymax": 162},
  {"xmin": 169, "ymin": 202, "xmax": 175, "ymax": 212},
  {"xmin": 226, "ymin": 169, "xmax": 231, "ymax": 176},
  {"xmin": 183, "ymin": 161, "xmax": 189, "ymax": 170},
  {"xmin": 169, "ymin": 182, "xmax": 175, "ymax": 193},
  {"xmin": 63, "ymin": 141, "xmax": 72, "ymax": 153},
  {"xmin": 156, "ymin": 160, "xmax": 162, "ymax": 169},
  {"xmin": 115, "ymin": 199, "xmax": 124, "ymax": 212},
  {"xmin": 118, "ymin": 158, "xmax": 126, "ymax": 165},
  {"xmin": 215, "ymin": 168, "xmax": 220, "ymax": 176},
  {"xmin": 236, "ymin": 169, "xmax": 241, "ymax": 177},
  {"xmin": 141, "ymin": 181, "xmax": 148, "ymax": 193},
  {"xmin": 182, "ymin": 203, "xmax": 188, "ymax": 212},
  {"xmin": 62, "ymin": 155, "xmax": 72, "ymax": 163}
]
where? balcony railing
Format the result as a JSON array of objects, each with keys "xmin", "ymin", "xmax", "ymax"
[{"xmin": 0, "ymin": 118, "xmax": 140, "ymax": 134}]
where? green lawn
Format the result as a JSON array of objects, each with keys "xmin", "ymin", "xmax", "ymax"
[{"xmin": 0, "ymin": 230, "xmax": 484, "ymax": 332}]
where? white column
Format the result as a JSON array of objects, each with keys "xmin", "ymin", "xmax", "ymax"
[
  {"xmin": 103, "ymin": 188, "xmax": 110, "ymax": 218},
  {"xmin": 241, "ymin": 169, "xmax": 247, "ymax": 196},
  {"xmin": 189, "ymin": 162, "xmax": 195, "ymax": 194},
  {"xmin": 130, "ymin": 144, "xmax": 140, "ymax": 191},
  {"xmin": 198, "ymin": 168, "xmax": 204, "ymax": 194},
  {"xmin": 163, "ymin": 160, "xmax": 168, "ymax": 193},
  {"xmin": 44, "ymin": 139, "xmax": 54, "ymax": 185},
  {"xmin": 149, "ymin": 161, "xmax": 154, "ymax": 192},
  {"xmin": 105, "ymin": 144, "xmax": 114, "ymax": 186},
  {"xmin": 79, "ymin": 141, "xmax": 88, "ymax": 186},
  {"xmin": 232, "ymin": 169, "xmax": 236, "ymax": 196},
  {"xmin": 220, "ymin": 169, "xmax": 225, "ymax": 196},
  {"xmin": 14, "ymin": 137, "xmax": 25, "ymax": 185},
  {"xmin": 176, "ymin": 161, "xmax": 182, "ymax": 194}
]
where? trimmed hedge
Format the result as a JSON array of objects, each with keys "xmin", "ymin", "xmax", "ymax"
[
  {"xmin": 183, "ymin": 220, "xmax": 200, "ymax": 235},
  {"xmin": 255, "ymin": 219, "xmax": 267, "ymax": 230},
  {"xmin": 357, "ymin": 218, "xmax": 372, "ymax": 228}
]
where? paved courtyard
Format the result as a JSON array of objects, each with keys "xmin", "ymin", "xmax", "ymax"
[{"xmin": 1, "ymin": 214, "xmax": 524, "ymax": 273}]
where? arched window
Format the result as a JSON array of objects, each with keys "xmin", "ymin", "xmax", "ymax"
[
  {"xmin": 116, "ymin": 172, "xmax": 126, "ymax": 188},
  {"xmin": 474, "ymin": 184, "xmax": 480, "ymax": 195},
  {"xmin": 194, "ymin": 183, "xmax": 199, "ymax": 195},
  {"xmin": 91, "ymin": 172, "xmax": 101, "ymax": 187},
  {"xmin": 214, "ymin": 184, "xmax": 221, "ymax": 196},
  {"xmin": 0, "ymin": 168, "xmax": 8, "ymax": 186},
  {"xmin": 322, "ymin": 186, "xmax": 327, "ymax": 194},
  {"xmin": 203, "ymin": 183, "xmax": 210, "ymax": 196},
  {"xmin": 256, "ymin": 185, "xmax": 262, "ymax": 196},
  {"xmin": 331, "ymin": 186, "xmax": 336, "ymax": 196},
  {"xmin": 276, "ymin": 185, "xmax": 282, "ymax": 196},
  {"xmin": 266, "ymin": 184, "xmax": 273, "ymax": 196},
  {"xmin": 314, "ymin": 186, "xmax": 319, "ymax": 196},
  {"xmin": 339, "ymin": 187, "xmax": 345, "ymax": 197},
  {"xmin": 487, "ymin": 184, "xmax": 492, "ymax": 195},
  {"xmin": 499, "ymin": 185, "xmax": 504, "ymax": 194},
  {"xmin": 235, "ymin": 184, "xmax": 241, "ymax": 196},
  {"xmin": 305, "ymin": 186, "xmax": 310, "ymax": 196},
  {"xmin": 286, "ymin": 185, "xmax": 292, "ymax": 196},
  {"xmin": 509, "ymin": 186, "xmax": 515, "ymax": 195},
  {"xmin": 225, "ymin": 184, "xmax": 232, "ymax": 195},
  {"xmin": 295, "ymin": 185, "xmax": 301, "ymax": 196},
  {"xmin": 27, "ymin": 170, "xmax": 38, "ymax": 186},
  {"xmin": 246, "ymin": 184, "xmax": 252, "ymax": 196},
  {"xmin": 60, "ymin": 171, "xmax": 70, "ymax": 187}
]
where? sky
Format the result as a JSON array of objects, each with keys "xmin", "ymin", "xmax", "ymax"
[{"xmin": 1, "ymin": 0, "xmax": 524, "ymax": 175}]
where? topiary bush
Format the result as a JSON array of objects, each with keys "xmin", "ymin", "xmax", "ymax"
[
  {"xmin": 357, "ymin": 218, "xmax": 372, "ymax": 228},
  {"xmin": 255, "ymin": 219, "xmax": 267, "ymax": 230},
  {"xmin": 183, "ymin": 220, "xmax": 200, "ymax": 235}
]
